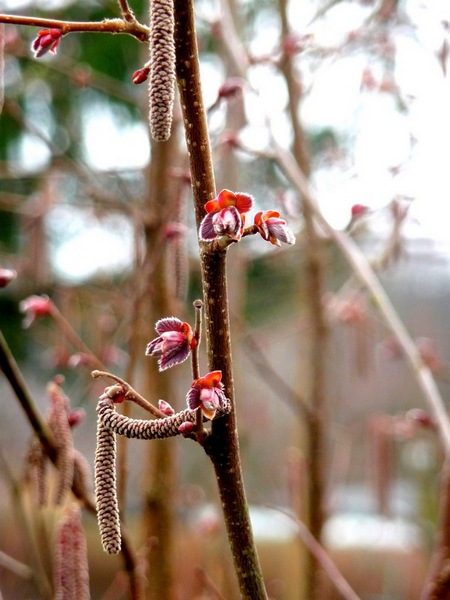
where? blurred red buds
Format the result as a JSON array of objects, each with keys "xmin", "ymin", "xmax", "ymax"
[
  {"xmin": 19, "ymin": 294, "xmax": 53, "ymax": 328},
  {"xmin": 0, "ymin": 268, "xmax": 17, "ymax": 288}
]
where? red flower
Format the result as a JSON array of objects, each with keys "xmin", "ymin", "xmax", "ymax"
[
  {"xmin": 204, "ymin": 189, "xmax": 253, "ymax": 215},
  {"xmin": 199, "ymin": 189, "xmax": 253, "ymax": 243},
  {"xmin": 19, "ymin": 294, "xmax": 53, "ymax": 328},
  {"xmin": 32, "ymin": 29, "xmax": 62, "ymax": 59},
  {"xmin": 186, "ymin": 371, "xmax": 228, "ymax": 419},
  {"xmin": 254, "ymin": 210, "xmax": 296, "ymax": 246},
  {"xmin": 145, "ymin": 317, "xmax": 196, "ymax": 371}
]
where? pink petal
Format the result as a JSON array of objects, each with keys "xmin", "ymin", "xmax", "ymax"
[
  {"xmin": 199, "ymin": 213, "xmax": 217, "ymax": 241},
  {"xmin": 155, "ymin": 317, "xmax": 184, "ymax": 334}
]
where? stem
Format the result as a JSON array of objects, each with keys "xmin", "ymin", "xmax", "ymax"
[
  {"xmin": 0, "ymin": 13, "xmax": 149, "ymax": 41},
  {"xmin": 192, "ymin": 299, "xmax": 203, "ymax": 380},
  {"xmin": 173, "ymin": 1, "xmax": 267, "ymax": 598},
  {"xmin": 117, "ymin": 0, "xmax": 136, "ymax": 22},
  {"xmin": 0, "ymin": 330, "xmax": 56, "ymax": 458},
  {"xmin": 92, "ymin": 370, "xmax": 166, "ymax": 418}
]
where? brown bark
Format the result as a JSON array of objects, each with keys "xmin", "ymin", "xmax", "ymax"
[{"xmin": 173, "ymin": 1, "xmax": 268, "ymax": 598}]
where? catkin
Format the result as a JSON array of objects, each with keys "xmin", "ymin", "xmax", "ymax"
[
  {"xmin": 47, "ymin": 382, "xmax": 75, "ymax": 505},
  {"xmin": 149, "ymin": 0, "xmax": 176, "ymax": 141},
  {"xmin": 97, "ymin": 396, "xmax": 232, "ymax": 441},
  {"xmin": 54, "ymin": 505, "xmax": 90, "ymax": 600},
  {"xmin": 98, "ymin": 396, "xmax": 196, "ymax": 439},
  {"xmin": 94, "ymin": 418, "xmax": 121, "ymax": 555}
]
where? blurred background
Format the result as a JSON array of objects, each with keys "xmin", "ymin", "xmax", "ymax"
[{"xmin": 1, "ymin": 0, "xmax": 450, "ymax": 598}]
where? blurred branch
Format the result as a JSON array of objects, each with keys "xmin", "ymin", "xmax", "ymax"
[
  {"xmin": 272, "ymin": 142, "xmax": 450, "ymax": 454},
  {"xmin": 49, "ymin": 303, "xmax": 106, "ymax": 371},
  {"xmin": 0, "ymin": 330, "xmax": 57, "ymax": 455},
  {"xmin": 0, "ymin": 550, "xmax": 33, "ymax": 580},
  {"xmin": 421, "ymin": 455, "xmax": 450, "ymax": 600},
  {"xmin": 272, "ymin": 506, "xmax": 361, "ymax": 600},
  {"xmin": 239, "ymin": 325, "xmax": 311, "ymax": 418},
  {"xmin": 4, "ymin": 100, "xmax": 137, "ymax": 211},
  {"xmin": 0, "ymin": 331, "xmax": 144, "ymax": 599},
  {"xmin": 195, "ymin": 567, "xmax": 226, "ymax": 600},
  {"xmin": 277, "ymin": 2, "xmax": 327, "ymax": 596},
  {"xmin": 0, "ymin": 13, "xmax": 149, "ymax": 42}
]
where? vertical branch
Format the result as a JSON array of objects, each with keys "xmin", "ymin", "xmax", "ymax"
[
  {"xmin": 142, "ymin": 120, "xmax": 183, "ymax": 599},
  {"xmin": 173, "ymin": 1, "xmax": 268, "ymax": 598},
  {"xmin": 277, "ymin": 0, "xmax": 328, "ymax": 596},
  {"xmin": 421, "ymin": 456, "xmax": 450, "ymax": 600}
]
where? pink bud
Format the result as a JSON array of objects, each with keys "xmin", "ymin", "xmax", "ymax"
[
  {"xmin": 351, "ymin": 204, "xmax": 369, "ymax": 219},
  {"xmin": 103, "ymin": 384, "xmax": 126, "ymax": 403},
  {"xmin": 19, "ymin": 294, "xmax": 53, "ymax": 327},
  {"xmin": 218, "ymin": 77, "xmax": 245, "ymax": 99},
  {"xmin": 158, "ymin": 399, "xmax": 175, "ymax": 416},
  {"xmin": 406, "ymin": 409, "xmax": 435, "ymax": 430},
  {"xmin": 67, "ymin": 408, "xmax": 86, "ymax": 428},
  {"xmin": 178, "ymin": 421, "xmax": 195, "ymax": 435}
]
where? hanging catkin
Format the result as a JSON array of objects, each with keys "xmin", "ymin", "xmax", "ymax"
[
  {"xmin": 149, "ymin": 0, "xmax": 176, "ymax": 141},
  {"xmin": 94, "ymin": 417, "xmax": 121, "ymax": 554}
]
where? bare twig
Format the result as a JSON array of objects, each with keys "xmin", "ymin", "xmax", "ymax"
[
  {"xmin": 92, "ymin": 370, "xmax": 166, "ymax": 418},
  {"xmin": 117, "ymin": 0, "xmax": 136, "ymax": 23},
  {"xmin": 49, "ymin": 303, "xmax": 106, "ymax": 371},
  {"xmin": 0, "ymin": 13, "xmax": 149, "ymax": 42},
  {"xmin": 192, "ymin": 299, "xmax": 203, "ymax": 380},
  {"xmin": 271, "ymin": 506, "xmax": 361, "ymax": 600}
]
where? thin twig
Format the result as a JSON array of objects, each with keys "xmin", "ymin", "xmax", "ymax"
[
  {"xmin": 117, "ymin": 0, "xmax": 136, "ymax": 23},
  {"xmin": 49, "ymin": 303, "xmax": 105, "ymax": 371},
  {"xmin": 0, "ymin": 14, "xmax": 149, "ymax": 41},
  {"xmin": 92, "ymin": 370, "xmax": 166, "ymax": 418},
  {"xmin": 195, "ymin": 566, "xmax": 226, "ymax": 600},
  {"xmin": 192, "ymin": 299, "xmax": 203, "ymax": 380},
  {"xmin": 270, "ymin": 506, "xmax": 361, "ymax": 600},
  {"xmin": 239, "ymin": 325, "xmax": 311, "ymax": 418},
  {"xmin": 0, "ymin": 330, "xmax": 57, "ymax": 455}
]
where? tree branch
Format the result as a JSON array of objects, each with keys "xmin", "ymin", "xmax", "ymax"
[{"xmin": 173, "ymin": 0, "xmax": 268, "ymax": 597}]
